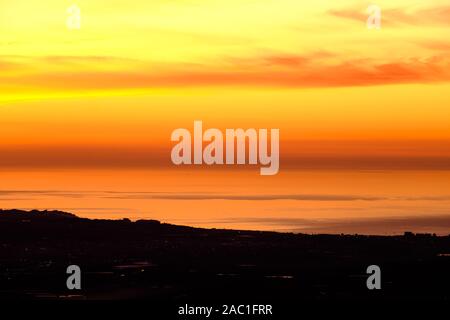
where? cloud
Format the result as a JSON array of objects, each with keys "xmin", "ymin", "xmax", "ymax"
[
  {"xmin": 0, "ymin": 145, "xmax": 170, "ymax": 169},
  {"xmin": 0, "ymin": 189, "xmax": 383, "ymax": 201},
  {"xmin": 328, "ymin": 8, "xmax": 366, "ymax": 24},
  {"xmin": 0, "ymin": 142, "xmax": 450, "ymax": 170},
  {"xmin": 4, "ymin": 190, "xmax": 450, "ymax": 202},
  {"xmin": 419, "ymin": 40, "xmax": 450, "ymax": 52},
  {"xmin": 0, "ymin": 190, "xmax": 382, "ymax": 201},
  {"xmin": 0, "ymin": 190, "xmax": 89, "ymax": 199},
  {"xmin": 410, "ymin": 5, "xmax": 450, "ymax": 26},
  {"xmin": 102, "ymin": 193, "xmax": 450, "ymax": 202},
  {"xmin": 262, "ymin": 55, "xmax": 309, "ymax": 67},
  {"xmin": 102, "ymin": 193, "xmax": 384, "ymax": 201},
  {"xmin": 1, "ymin": 50, "xmax": 450, "ymax": 91}
]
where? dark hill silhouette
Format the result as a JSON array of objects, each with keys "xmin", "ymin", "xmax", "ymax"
[
  {"xmin": 0, "ymin": 209, "xmax": 78, "ymax": 220},
  {"xmin": 0, "ymin": 209, "xmax": 449, "ymax": 300}
]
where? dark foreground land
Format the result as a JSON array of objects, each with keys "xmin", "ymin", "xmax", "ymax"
[{"xmin": 0, "ymin": 209, "xmax": 449, "ymax": 301}]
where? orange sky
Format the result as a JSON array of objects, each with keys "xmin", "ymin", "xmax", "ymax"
[
  {"xmin": 1, "ymin": 0, "xmax": 450, "ymax": 165},
  {"xmin": 1, "ymin": 0, "xmax": 450, "ymax": 233}
]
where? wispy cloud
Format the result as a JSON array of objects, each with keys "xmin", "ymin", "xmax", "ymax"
[
  {"xmin": 0, "ymin": 141, "xmax": 450, "ymax": 170},
  {"xmin": 102, "ymin": 193, "xmax": 384, "ymax": 201},
  {"xmin": 1, "ymin": 50, "xmax": 450, "ymax": 92},
  {"xmin": 419, "ymin": 40, "xmax": 450, "ymax": 52},
  {"xmin": 2, "ymin": 190, "xmax": 450, "ymax": 202}
]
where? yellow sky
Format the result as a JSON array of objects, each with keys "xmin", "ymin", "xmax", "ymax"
[{"xmin": 1, "ymin": 0, "xmax": 449, "ymax": 98}]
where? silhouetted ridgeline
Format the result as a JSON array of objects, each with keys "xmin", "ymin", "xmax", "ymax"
[{"xmin": 0, "ymin": 209, "xmax": 449, "ymax": 300}]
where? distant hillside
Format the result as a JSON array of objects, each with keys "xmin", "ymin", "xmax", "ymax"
[
  {"xmin": 0, "ymin": 208, "xmax": 449, "ymax": 300},
  {"xmin": 0, "ymin": 209, "xmax": 78, "ymax": 219}
]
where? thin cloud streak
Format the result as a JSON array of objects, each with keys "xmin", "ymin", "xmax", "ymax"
[
  {"xmin": 1, "ymin": 52, "xmax": 450, "ymax": 91},
  {"xmin": 102, "ymin": 193, "xmax": 384, "ymax": 201},
  {"xmin": 2, "ymin": 190, "xmax": 450, "ymax": 202}
]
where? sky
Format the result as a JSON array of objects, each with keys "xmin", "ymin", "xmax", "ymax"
[{"xmin": 1, "ymin": 0, "xmax": 450, "ymax": 234}]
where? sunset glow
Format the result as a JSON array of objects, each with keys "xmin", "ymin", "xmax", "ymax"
[{"xmin": 1, "ymin": 0, "xmax": 450, "ymax": 234}]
